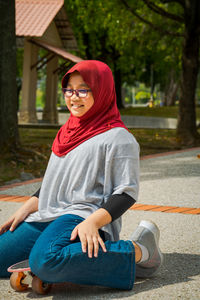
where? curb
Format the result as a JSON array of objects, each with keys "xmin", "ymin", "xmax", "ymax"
[
  {"xmin": 0, "ymin": 194, "xmax": 199, "ymax": 215},
  {"xmin": 1, "ymin": 147, "xmax": 199, "ymax": 191},
  {"xmin": 140, "ymin": 146, "xmax": 200, "ymax": 160},
  {"xmin": 130, "ymin": 203, "xmax": 200, "ymax": 215},
  {"xmin": 0, "ymin": 178, "xmax": 42, "ymax": 191}
]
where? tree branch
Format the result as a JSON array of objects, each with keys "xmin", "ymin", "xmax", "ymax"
[
  {"xmin": 120, "ymin": 0, "xmax": 184, "ymax": 37},
  {"xmin": 142, "ymin": 0, "xmax": 184, "ymax": 23},
  {"xmin": 161, "ymin": 0, "xmax": 185, "ymax": 8}
]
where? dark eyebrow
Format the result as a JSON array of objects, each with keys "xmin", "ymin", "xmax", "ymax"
[
  {"xmin": 80, "ymin": 84, "xmax": 90, "ymax": 88},
  {"xmin": 67, "ymin": 83, "xmax": 89, "ymax": 88}
]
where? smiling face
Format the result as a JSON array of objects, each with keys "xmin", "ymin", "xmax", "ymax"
[{"xmin": 64, "ymin": 71, "xmax": 94, "ymax": 117}]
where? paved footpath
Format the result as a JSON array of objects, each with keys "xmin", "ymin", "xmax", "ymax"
[{"xmin": 0, "ymin": 148, "xmax": 200, "ymax": 300}]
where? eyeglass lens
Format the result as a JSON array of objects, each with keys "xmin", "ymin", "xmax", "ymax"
[{"xmin": 63, "ymin": 89, "xmax": 89, "ymax": 98}]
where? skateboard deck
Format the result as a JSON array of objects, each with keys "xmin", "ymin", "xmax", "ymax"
[
  {"xmin": 8, "ymin": 259, "xmax": 52, "ymax": 294},
  {"xmin": 8, "ymin": 259, "xmax": 30, "ymax": 272}
]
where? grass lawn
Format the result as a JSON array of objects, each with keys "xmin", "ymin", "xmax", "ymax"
[
  {"xmin": 0, "ymin": 128, "xmax": 57, "ymax": 187},
  {"xmin": 0, "ymin": 127, "xmax": 186, "ymax": 187},
  {"xmin": 120, "ymin": 106, "xmax": 200, "ymax": 119}
]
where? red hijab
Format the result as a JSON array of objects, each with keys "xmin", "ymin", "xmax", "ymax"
[{"xmin": 52, "ymin": 60, "xmax": 128, "ymax": 157}]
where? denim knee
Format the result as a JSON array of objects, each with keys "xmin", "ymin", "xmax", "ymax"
[{"xmin": 29, "ymin": 242, "xmax": 56, "ymax": 281}]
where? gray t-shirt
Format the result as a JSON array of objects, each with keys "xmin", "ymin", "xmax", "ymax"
[{"xmin": 26, "ymin": 127, "xmax": 140, "ymax": 241}]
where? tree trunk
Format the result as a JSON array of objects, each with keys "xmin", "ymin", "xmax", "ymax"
[
  {"xmin": 0, "ymin": 0, "xmax": 18, "ymax": 151},
  {"xmin": 164, "ymin": 70, "xmax": 179, "ymax": 106},
  {"xmin": 177, "ymin": 0, "xmax": 200, "ymax": 145},
  {"xmin": 83, "ymin": 33, "xmax": 93, "ymax": 60},
  {"xmin": 113, "ymin": 60, "xmax": 124, "ymax": 109}
]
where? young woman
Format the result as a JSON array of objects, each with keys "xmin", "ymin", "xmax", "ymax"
[{"xmin": 0, "ymin": 60, "xmax": 163, "ymax": 290}]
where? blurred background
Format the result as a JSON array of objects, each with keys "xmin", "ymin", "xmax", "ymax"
[{"xmin": 0, "ymin": 0, "xmax": 200, "ymax": 185}]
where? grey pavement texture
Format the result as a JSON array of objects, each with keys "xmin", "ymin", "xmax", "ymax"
[
  {"xmin": 38, "ymin": 112, "xmax": 198, "ymax": 129},
  {"xmin": 19, "ymin": 112, "xmax": 178, "ymax": 129},
  {"xmin": 121, "ymin": 115, "xmax": 177, "ymax": 129},
  {"xmin": 0, "ymin": 148, "xmax": 200, "ymax": 299}
]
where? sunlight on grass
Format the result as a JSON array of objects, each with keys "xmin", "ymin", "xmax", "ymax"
[
  {"xmin": 1, "ymin": 125, "xmax": 199, "ymax": 186},
  {"xmin": 120, "ymin": 106, "xmax": 200, "ymax": 119},
  {"xmin": 0, "ymin": 128, "xmax": 180, "ymax": 186}
]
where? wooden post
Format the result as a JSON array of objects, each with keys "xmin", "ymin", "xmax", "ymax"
[{"xmin": 19, "ymin": 40, "xmax": 38, "ymax": 123}]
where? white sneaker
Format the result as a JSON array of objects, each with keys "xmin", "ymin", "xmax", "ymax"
[{"xmin": 130, "ymin": 220, "xmax": 164, "ymax": 278}]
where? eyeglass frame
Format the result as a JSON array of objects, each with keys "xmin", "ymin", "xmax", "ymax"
[{"xmin": 62, "ymin": 88, "xmax": 92, "ymax": 98}]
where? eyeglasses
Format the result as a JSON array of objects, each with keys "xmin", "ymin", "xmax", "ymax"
[{"xmin": 62, "ymin": 88, "xmax": 91, "ymax": 98}]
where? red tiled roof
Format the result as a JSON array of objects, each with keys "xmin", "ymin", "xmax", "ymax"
[{"xmin": 16, "ymin": 0, "xmax": 64, "ymax": 36}]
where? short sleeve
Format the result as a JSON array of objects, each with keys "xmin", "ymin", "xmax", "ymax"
[{"xmin": 104, "ymin": 131, "xmax": 140, "ymax": 201}]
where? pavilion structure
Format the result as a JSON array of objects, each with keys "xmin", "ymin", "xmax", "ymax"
[{"xmin": 16, "ymin": 0, "xmax": 83, "ymax": 124}]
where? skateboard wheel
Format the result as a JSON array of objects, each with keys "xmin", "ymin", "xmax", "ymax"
[
  {"xmin": 32, "ymin": 276, "xmax": 52, "ymax": 295},
  {"xmin": 10, "ymin": 272, "xmax": 29, "ymax": 292}
]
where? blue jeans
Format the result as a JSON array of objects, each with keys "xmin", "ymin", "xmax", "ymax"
[{"xmin": 0, "ymin": 214, "xmax": 135, "ymax": 290}]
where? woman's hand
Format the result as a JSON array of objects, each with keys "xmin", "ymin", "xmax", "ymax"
[
  {"xmin": 0, "ymin": 208, "xmax": 28, "ymax": 234},
  {"xmin": 0, "ymin": 196, "xmax": 38, "ymax": 235},
  {"xmin": 70, "ymin": 208, "xmax": 112, "ymax": 258},
  {"xmin": 70, "ymin": 219, "xmax": 107, "ymax": 258}
]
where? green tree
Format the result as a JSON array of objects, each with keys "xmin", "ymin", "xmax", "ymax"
[
  {"xmin": 120, "ymin": 0, "xmax": 200, "ymax": 145},
  {"xmin": 65, "ymin": 0, "xmax": 182, "ymax": 109},
  {"xmin": 65, "ymin": 0, "xmax": 133, "ymax": 108},
  {"xmin": 0, "ymin": 0, "xmax": 18, "ymax": 151},
  {"xmin": 65, "ymin": 0, "xmax": 200, "ymax": 145}
]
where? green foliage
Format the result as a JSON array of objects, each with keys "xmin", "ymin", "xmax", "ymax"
[
  {"xmin": 16, "ymin": 48, "xmax": 24, "ymax": 78},
  {"xmin": 64, "ymin": 0, "xmax": 183, "ymax": 92},
  {"xmin": 14, "ymin": 1, "xmax": 185, "ymax": 105},
  {"xmin": 120, "ymin": 105, "xmax": 200, "ymax": 119},
  {"xmin": 135, "ymin": 91, "xmax": 151, "ymax": 103},
  {"xmin": 120, "ymin": 106, "xmax": 179, "ymax": 118}
]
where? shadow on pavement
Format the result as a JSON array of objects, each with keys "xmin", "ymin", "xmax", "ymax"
[
  {"xmin": 133, "ymin": 252, "xmax": 200, "ymax": 295},
  {"xmin": 24, "ymin": 252, "xmax": 200, "ymax": 299},
  {"xmin": 140, "ymin": 152, "xmax": 200, "ymax": 181}
]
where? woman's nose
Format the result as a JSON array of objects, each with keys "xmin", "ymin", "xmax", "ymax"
[{"xmin": 71, "ymin": 93, "xmax": 79, "ymax": 100}]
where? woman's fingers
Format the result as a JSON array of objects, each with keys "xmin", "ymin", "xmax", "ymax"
[
  {"xmin": 0, "ymin": 205, "xmax": 31, "ymax": 235},
  {"xmin": 87, "ymin": 236, "xmax": 94, "ymax": 258},
  {"xmin": 70, "ymin": 227, "xmax": 78, "ymax": 241},
  {"xmin": 0, "ymin": 224, "xmax": 7, "ymax": 234},
  {"xmin": 0, "ymin": 219, "xmax": 13, "ymax": 235},
  {"xmin": 98, "ymin": 237, "xmax": 107, "ymax": 253},
  {"xmin": 93, "ymin": 236, "xmax": 99, "ymax": 257},
  {"xmin": 0, "ymin": 225, "xmax": 7, "ymax": 235},
  {"xmin": 9, "ymin": 219, "xmax": 20, "ymax": 232},
  {"xmin": 79, "ymin": 233, "xmax": 95, "ymax": 258},
  {"xmin": 74, "ymin": 221, "xmax": 107, "ymax": 258},
  {"xmin": 80, "ymin": 234, "xmax": 106, "ymax": 258},
  {"xmin": 80, "ymin": 234, "xmax": 87, "ymax": 253}
]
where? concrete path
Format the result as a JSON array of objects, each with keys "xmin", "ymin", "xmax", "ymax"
[
  {"xmin": 18, "ymin": 112, "xmax": 178, "ymax": 129},
  {"xmin": 0, "ymin": 148, "xmax": 200, "ymax": 299}
]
